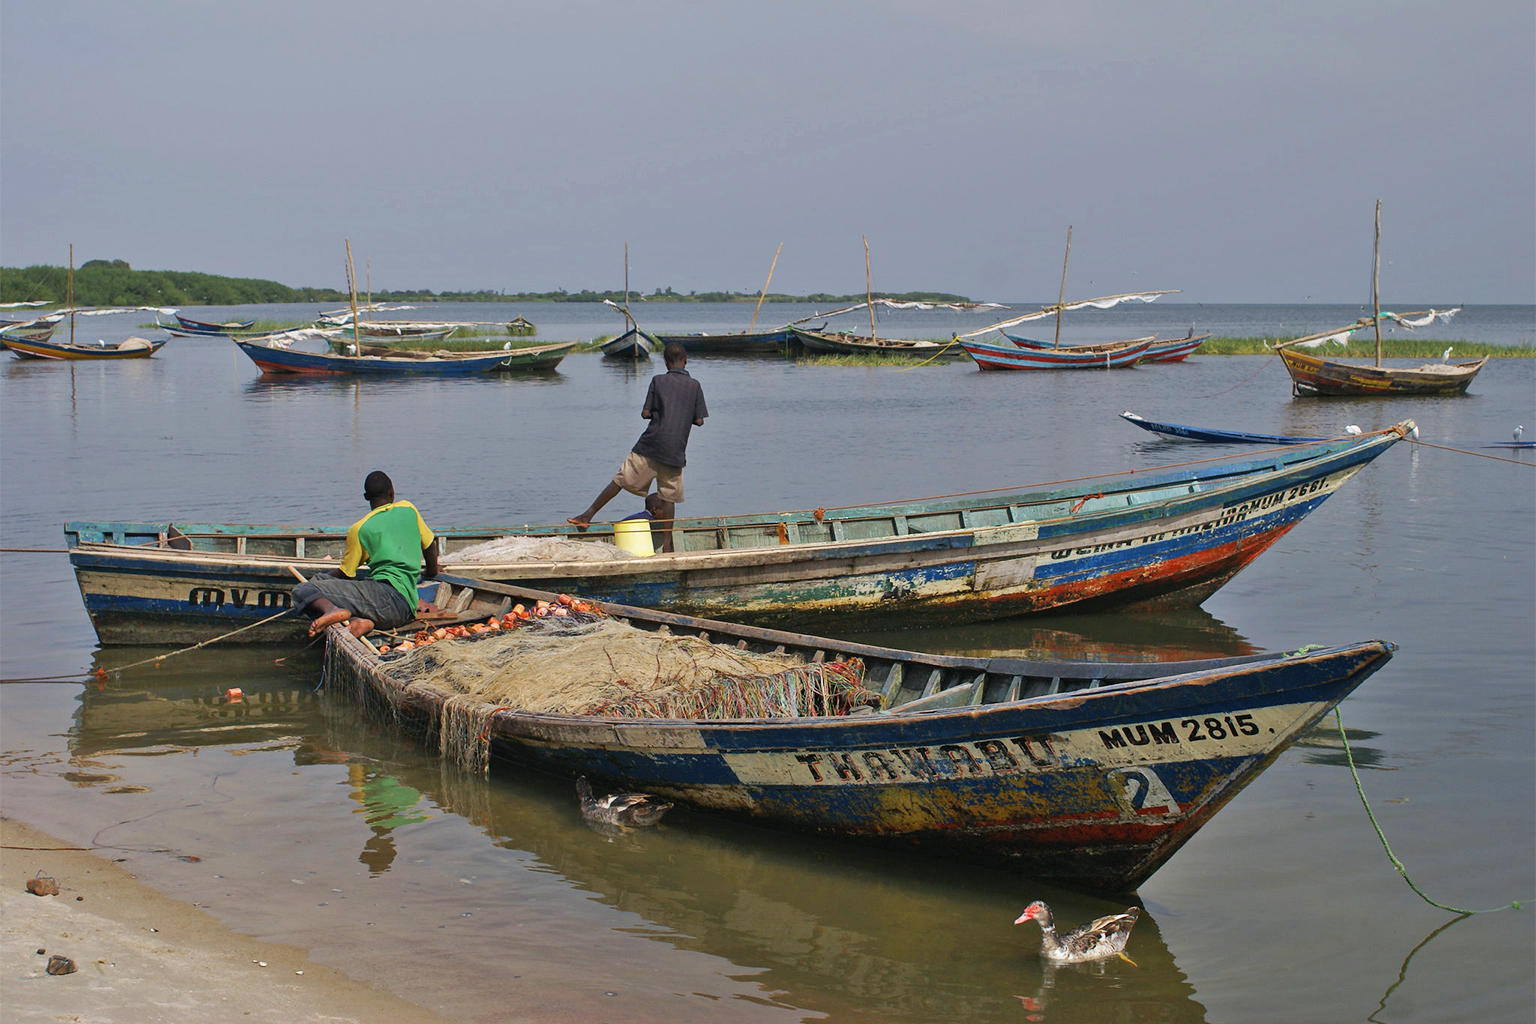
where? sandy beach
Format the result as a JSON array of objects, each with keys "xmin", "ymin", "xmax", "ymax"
[{"xmin": 1, "ymin": 815, "xmax": 456, "ymax": 1024}]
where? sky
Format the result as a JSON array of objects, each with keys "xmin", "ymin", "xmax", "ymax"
[{"xmin": 2, "ymin": 0, "xmax": 1532, "ymax": 304}]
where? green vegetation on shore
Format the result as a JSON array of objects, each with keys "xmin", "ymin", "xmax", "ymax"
[{"xmin": 2, "ymin": 262, "xmax": 972, "ymax": 308}]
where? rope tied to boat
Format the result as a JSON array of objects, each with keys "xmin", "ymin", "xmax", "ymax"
[
  {"xmin": 1334, "ymin": 707, "xmax": 1526, "ymax": 915},
  {"xmin": 1405, "ymin": 438, "xmax": 1536, "ymax": 467},
  {"xmin": 1068, "ymin": 492, "xmax": 1104, "ymax": 514}
]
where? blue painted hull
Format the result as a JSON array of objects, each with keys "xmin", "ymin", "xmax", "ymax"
[
  {"xmin": 233, "ymin": 338, "xmax": 571, "ymax": 375},
  {"xmin": 1120, "ymin": 411, "xmax": 1324, "ymax": 445}
]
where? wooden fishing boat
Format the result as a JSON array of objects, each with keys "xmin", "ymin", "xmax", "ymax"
[
  {"xmin": 232, "ymin": 338, "xmax": 575, "ymax": 375},
  {"xmin": 1276, "ymin": 201, "xmax": 1484, "ymax": 398},
  {"xmin": 321, "ymin": 573, "xmax": 1396, "ymax": 893},
  {"xmin": 1276, "ymin": 344, "xmax": 1487, "ymax": 397},
  {"xmin": 506, "ymin": 316, "xmax": 536, "ymax": 335},
  {"xmin": 600, "ymin": 326, "xmax": 659, "ymax": 358},
  {"xmin": 651, "ymin": 327, "xmax": 793, "ymax": 354},
  {"xmin": 790, "ymin": 326, "xmax": 956, "ymax": 357},
  {"xmin": 959, "ymin": 337, "xmax": 1154, "ymax": 370},
  {"xmin": 174, "ymin": 313, "xmax": 256, "ymax": 334},
  {"xmin": 3, "ymin": 334, "xmax": 166, "ymax": 360},
  {"xmin": 1007, "ymin": 334, "xmax": 1210, "ymax": 364},
  {"xmin": 1119, "ymin": 411, "xmax": 1323, "ymax": 445},
  {"xmin": 65, "ymin": 423, "xmax": 1412, "ymax": 644}
]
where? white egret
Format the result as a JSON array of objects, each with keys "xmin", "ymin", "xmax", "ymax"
[
  {"xmin": 1517, "ymin": 426, "xmax": 1525, "ymax": 442},
  {"xmin": 1440, "ymin": 346, "xmax": 1453, "ymax": 362},
  {"xmin": 1343, "ymin": 425, "xmax": 1363, "ymax": 435}
]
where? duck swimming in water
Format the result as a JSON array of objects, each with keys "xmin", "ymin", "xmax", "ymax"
[
  {"xmin": 576, "ymin": 776, "xmax": 673, "ymax": 832},
  {"xmin": 1014, "ymin": 900, "xmax": 1140, "ymax": 965}
]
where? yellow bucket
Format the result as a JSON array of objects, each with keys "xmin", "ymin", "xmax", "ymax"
[{"xmin": 612, "ymin": 517, "xmax": 654, "ymax": 557}]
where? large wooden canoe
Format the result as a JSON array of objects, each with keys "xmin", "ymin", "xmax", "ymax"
[
  {"xmin": 652, "ymin": 328, "xmax": 792, "ymax": 354},
  {"xmin": 3, "ymin": 334, "xmax": 167, "ymax": 360},
  {"xmin": 960, "ymin": 337, "xmax": 1154, "ymax": 370},
  {"xmin": 1277, "ymin": 346, "xmax": 1487, "ymax": 396},
  {"xmin": 233, "ymin": 338, "xmax": 575, "ymax": 375},
  {"xmin": 66, "ymin": 424, "xmax": 1412, "ymax": 644},
  {"xmin": 1120, "ymin": 411, "xmax": 1323, "ymax": 445},
  {"xmin": 1005, "ymin": 335, "xmax": 1210, "ymax": 364},
  {"xmin": 790, "ymin": 326, "xmax": 957, "ymax": 357},
  {"xmin": 322, "ymin": 574, "xmax": 1396, "ymax": 893}
]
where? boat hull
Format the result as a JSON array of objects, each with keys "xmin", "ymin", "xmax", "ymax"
[
  {"xmin": 653, "ymin": 328, "xmax": 791, "ymax": 354},
  {"xmin": 790, "ymin": 327, "xmax": 954, "ymax": 356},
  {"xmin": 962, "ymin": 338, "xmax": 1153, "ymax": 369},
  {"xmin": 1278, "ymin": 347, "xmax": 1487, "ymax": 396},
  {"xmin": 233, "ymin": 339, "xmax": 574, "ymax": 375},
  {"xmin": 1120, "ymin": 411, "xmax": 1323, "ymax": 445},
  {"xmin": 2, "ymin": 336, "xmax": 166, "ymax": 360},
  {"xmin": 600, "ymin": 327, "xmax": 658, "ymax": 358},
  {"xmin": 320, "ymin": 593, "xmax": 1394, "ymax": 893},
  {"xmin": 66, "ymin": 426, "xmax": 1410, "ymax": 643}
]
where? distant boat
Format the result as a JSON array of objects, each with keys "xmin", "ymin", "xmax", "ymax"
[
  {"xmin": 651, "ymin": 327, "xmax": 793, "ymax": 354},
  {"xmin": 174, "ymin": 313, "xmax": 256, "ymax": 334},
  {"xmin": 1275, "ymin": 201, "xmax": 1484, "ymax": 398},
  {"xmin": 3, "ymin": 334, "xmax": 166, "ymax": 360},
  {"xmin": 233, "ymin": 338, "xmax": 575, "ymax": 375},
  {"xmin": 959, "ymin": 336, "xmax": 1154, "ymax": 370},
  {"xmin": 790, "ymin": 326, "xmax": 957, "ymax": 357},
  {"xmin": 1120, "ymin": 411, "xmax": 1323, "ymax": 445},
  {"xmin": 600, "ymin": 326, "xmax": 659, "ymax": 358},
  {"xmin": 1004, "ymin": 333, "xmax": 1209, "ymax": 364}
]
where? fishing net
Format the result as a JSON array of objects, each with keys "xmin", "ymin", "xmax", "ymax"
[
  {"xmin": 444, "ymin": 535, "xmax": 636, "ymax": 564},
  {"xmin": 365, "ymin": 614, "xmax": 879, "ymax": 772}
]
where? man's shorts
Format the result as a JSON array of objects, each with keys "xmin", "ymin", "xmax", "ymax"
[
  {"xmin": 292, "ymin": 571, "xmax": 414, "ymax": 629},
  {"xmin": 613, "ymin": 451, "xmax": 683, "ymax": 502}
]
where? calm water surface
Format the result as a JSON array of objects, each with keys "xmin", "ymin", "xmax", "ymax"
[{"xmin": 1, "ymin": 305, "xmax": 1531, "ymax": 1023}]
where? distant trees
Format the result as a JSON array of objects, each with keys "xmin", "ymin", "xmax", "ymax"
[{"xmin": 0, "ymin": 264, "xmax": 977, "ymax": 307}]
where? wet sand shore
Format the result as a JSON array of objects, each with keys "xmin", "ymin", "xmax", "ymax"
[{"xmin": 1, "ymin": 815, "xmax": 458, "ymax": 1024}]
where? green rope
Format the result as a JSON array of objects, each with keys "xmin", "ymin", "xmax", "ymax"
[{"xmin": 1334, "ymin": 708, "xmax": 1525, "ymax": 915}]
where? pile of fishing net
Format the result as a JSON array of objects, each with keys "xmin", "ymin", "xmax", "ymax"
[
  {"xmin": 371, "ymin": 613, "xmax": 880, "ymax": 772},
  {"xmin": 444, "ymin": 535, "xmax": 636, "ymax": 564}
]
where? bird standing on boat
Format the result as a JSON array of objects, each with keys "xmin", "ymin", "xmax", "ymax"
[
  {"xmin": 1344, "ymin": 424, "xmax": 1363, "ymax": 435},
  {"xmin": 1516, "ymin": 426, "xmax": 1525, "ymax": 442},
  {"xmin": 576, "ymin": 776, "xmax": 672, "ymax": 831},
  {"xmin": 1441, "ymin": 346, "xmax": 1453, "ymax": 362},
  {"xmin": 1014, "ymin": 900, "xmax": 1140, "ymax": 965}
]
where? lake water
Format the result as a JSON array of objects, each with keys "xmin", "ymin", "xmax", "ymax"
[{"xmin": 1, "ymin": 303, "xmax": 1532, "ymax": 1023}]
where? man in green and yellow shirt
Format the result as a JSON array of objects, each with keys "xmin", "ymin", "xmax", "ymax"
[{"xmin": 293, "ymin": 470, "xmax": 440, "ymax": 637}]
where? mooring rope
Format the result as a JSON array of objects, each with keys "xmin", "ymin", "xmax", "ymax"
[
  {"xmin": 0, "ymin": 607, "xmax": 298, "ymax": 685},
  {"xmin": 0, "ymin": 547, "xmax": 69, "ymax": 553},
  {"xmin": 1185, "ymin": 351, "xmax": 1279, "ymax": 399},
  {"xmin": 1405, "ymin": 438, "xmax": 1535, "ymax": 467},
  {"xmin": 1334, "ymin": 707, "xmax": 1526, "ymax": 915}
]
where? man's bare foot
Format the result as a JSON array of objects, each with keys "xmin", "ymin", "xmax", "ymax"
[
  {"xmin": 347, "ymin": 617, "xmax": 375, "ymax": 638},
  {"xmin": 567, "ymin": 516, "xmax": 591, "ymax": 532},
  {"xmin": 309, "ymin": 608, "xmax": 351, "ymax": 636}
]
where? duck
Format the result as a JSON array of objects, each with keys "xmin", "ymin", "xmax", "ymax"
[
  {"xmin": 576, "ymin": 776, "xmax": 672, "ymax": 831},
  {"xmin": 1014, "ymin": 900, "xmax": 1140, "ymax": 965}
]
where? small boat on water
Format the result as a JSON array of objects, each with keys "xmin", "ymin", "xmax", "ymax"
[
  {"xmin": 174, "ymin": 313, "xmax": 257, "ymax": 334},
  {"xmin": 3, "ymin": 334, "xmax": 167, "ymax": 360},
  {"xmin": 600, "ymin": 326, "xmax": 659, "ymax": 359},
  {"xmin": 232, "ymin": 338, "xmax": 576, "ymax": 376},
  {"xmin": 1276, "ymin": 201, "xmax": 1484, "ymax": 398},
  {"xmin": 322, "ymin": 573, "xmax": 1397, "ymax": 892},
  {"xmin": 66, "ymin": 422, "xmax": 1413, "ymax": 644},
  {"xmin": 1120, "ymin": 411, "xmax": 1323, "ymax": 445},
  {"xmin": 959, "ymin": 336, "xmax": 1154, "ymax": 370}
]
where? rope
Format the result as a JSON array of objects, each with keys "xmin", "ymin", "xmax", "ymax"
[
  {"xmin": 1334, "ymin": 708, "xmax": 1526, "ymax": 914},
  {"xmin": 1185, "ymin": 352, "xmax": 1278, "ymax": 399},
  {"xmin": 1406, "ymin": 438, "xmax": 1536, "ymax": 467},
  {"xmin": 0, "ymin": 547, "xmax": 68, "ymax": 553},
  {"xmin": 0, "ymin": 608, "xmax": 300, "ymax": 685},
  {"xmin": 897, "ymin": 337, "xmax": 961, "ymax": 371}
]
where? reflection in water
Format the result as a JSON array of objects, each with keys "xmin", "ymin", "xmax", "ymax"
[
  {"xmin": 1369, "ymin": 913, "xmax": 1473, "ymax": 1024},
  {"xmin": 842, "ymin": 606, "xmax": 1258, "ymax": 663},
  {"xmin": 1290, "ymin": 722, "xmax": 1389, "ymax": 769},
  {"xmin": 346, "ymin": 764, "xmax": 430, "ymax": 874}
]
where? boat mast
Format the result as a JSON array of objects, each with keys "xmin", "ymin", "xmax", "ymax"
[
  {"xmin": 747, "ymin": 243, "xmax": 782, "ymax": 334},
  {"xmin": 1055, "ymin": 226, "xmax": 1072, "ymax": 348},
  {"xmin": 864, "ymin": 236, "xmax": 876, "ymax": 342},
  {"xmin": 67, "ymin": 243, "xmax": 75, "ymax": 345},
  {"xmin": 1372, "ymin": 200, "xmax": 1383, "ymax": 368},
  {"xmin": 344, "ymin": 239, "xmax": 360, "ymax": 350}
]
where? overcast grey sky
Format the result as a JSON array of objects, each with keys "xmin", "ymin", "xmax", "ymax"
[{"xmin": 2, "ymin": 0, "xmax": 1532, "ymax": 303}]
